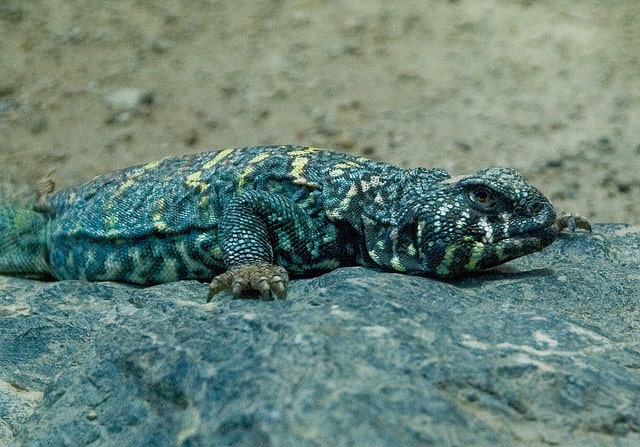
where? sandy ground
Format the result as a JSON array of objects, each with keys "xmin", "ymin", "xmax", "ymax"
[{"xmin": 1, "ymin": 0, "xmax": 639, "ymax": 223}]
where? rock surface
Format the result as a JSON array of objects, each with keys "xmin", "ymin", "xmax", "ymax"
[{"xmin": 1, "ymin": 224, "xmax": 639, "ymax": 446}]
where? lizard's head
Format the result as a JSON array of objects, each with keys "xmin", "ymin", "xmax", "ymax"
[{"xmin": 368, "ymin": 167, "xmax": 559, "ymax": 277}]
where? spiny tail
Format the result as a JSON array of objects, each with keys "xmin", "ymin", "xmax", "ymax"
[{"xmin": 0, "ymin": 205, "xmax": 51, "ymax": 278}]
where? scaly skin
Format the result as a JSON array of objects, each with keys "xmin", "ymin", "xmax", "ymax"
[{"xmin": 0, "ymin": 145, "xmax": 590, "ymax": 299}]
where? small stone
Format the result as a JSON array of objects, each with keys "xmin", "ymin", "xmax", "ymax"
[
  {"xmin": 337, "ymin": 99, "xmax": 361, "ymax": 111},
  {"xmin": 150, "ymin": 38, "xmax": 171, "ymax": 54},
  {"xmin": 0, "ymin": 4, "xmax": 25, "ymax": 23},
  {"xmin": 205, "ymin": 118, "xmax": 219, "ymax": 130},
  {"xmin": 454, "ymin": 141, "xmax": 472, "ymax": 152},
  {"xmin": 29, "ymin": 114, "xmax": 48, "ymax": 134},
  {"xmin": 184, "ymin": 129, "xmax": 199, "ymax": 147},
  {"xmin": 545, "ymin": 158, "xmax": 564, "ymax": 168},
  {"xmin": 0, "ymin": 85, "xmax": 16, "ymax": 97},
  {"xmin": 104, "ymin": 88, "xmax": 154, "ymax": 113},
  {"xmin": 312, "ymin": 109, "xmax": 337, "ymax": 137},
  {"xmin": 291, "ymin": 11, "xmax": 311, "ymax": 27},
  {"xmin": 361, "ymin": 145, "xmax": 376, "ymax": 156},
  {"xmin": 342, "ymin": 18, "xmax": 366, "ymax": 34},
  {"xmin": 596, "ymin": 136, "xmax": 614, "ymax": 152},
  {"xmin": 616, "ymin": 182, "xmax": 631, "ymax": 193},
  {"xmin": 0, "ymin": 99, "xmax": 13, "ymax": 115},
  {"xmin": 336, "ymin": 134, "xmax": 356, "ymax": 149}
]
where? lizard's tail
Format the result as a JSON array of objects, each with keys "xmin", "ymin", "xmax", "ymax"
[{"xmin": 0, "ymin": 205, "xmax": 51, "ymax": 278}]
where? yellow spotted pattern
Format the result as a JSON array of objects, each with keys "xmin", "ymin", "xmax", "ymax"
[
  {"xmin": 238, "ymin": 152, "xmax": 271, "ymax": 191},
  {"xmin": 203, "ymin": 148, "xmax": 235, "ymax": 169},
  {"xmin": 288, "ymin": 147, "xmax": 321, "ymax": 156}
]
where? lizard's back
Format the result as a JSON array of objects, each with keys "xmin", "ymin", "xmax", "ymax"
[{"xmin": 44, "ymin": 145, "xmax": 374, "ymax": 283}]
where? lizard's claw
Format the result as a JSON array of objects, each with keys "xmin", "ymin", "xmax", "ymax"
[
  {"xmin": 553, "ymin": 212, "xmax": 592, "ymax": 233},
  {"xmin": 208, "ymin": 264, "xmax": 289, "ymax": 301}
]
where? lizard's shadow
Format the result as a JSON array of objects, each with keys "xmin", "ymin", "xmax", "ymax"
[{"xmin": 442, "ymin": 266, "xmax": 555, "ymax": 289}]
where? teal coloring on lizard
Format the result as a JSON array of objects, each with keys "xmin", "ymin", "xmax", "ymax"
[{"xmin": 0, "ymin": 145, "xmax": 590, "ymax": 299}]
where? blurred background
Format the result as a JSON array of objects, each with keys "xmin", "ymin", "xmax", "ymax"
[{"xmin": 1, "ymin": 0, "xmax": 638, "ymax": 222}]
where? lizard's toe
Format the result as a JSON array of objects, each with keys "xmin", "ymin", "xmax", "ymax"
[
  {"xmin": 554, "ymin": 212, "xmax": 592, "ymax": 233},
  {"xmin": 269, "ymin": 274, "xmax": 287, "ymax": 299},
  {"xmin": 208, "ymin": 264, "xmax": 289, "ymax": 301},
  {"xmin": 231, "ymin": 275, "xmax": 249, "ymax": 296},
  {"xmin": 207, "ymin": 271, "xmax": 235, "ymax": 301}
]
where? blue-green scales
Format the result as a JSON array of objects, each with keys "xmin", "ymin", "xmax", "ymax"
[{"xmin": 0, "ymin": 145, "xmax": 589, "ymax": 299}]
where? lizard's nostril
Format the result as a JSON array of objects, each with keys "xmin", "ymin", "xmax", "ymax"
[{"xmin": 528, "ymin": 201, "xmax": 545, "ymax": 215}]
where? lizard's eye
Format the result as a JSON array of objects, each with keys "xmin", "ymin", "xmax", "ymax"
[{"xmin": 468, "ymin": 186, "xmax": 496, "ymax": 211}]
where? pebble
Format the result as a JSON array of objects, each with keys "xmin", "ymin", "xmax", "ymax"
[
  {"xmin": 150, "ymin": 38, "xmax": 172, "ymax": 54},
  {"xmin": 0, "ymin": 100, "xmax": 13, "ymax": 115},
  {"xmin": 104, "ymin": 88, "xmax": 154, "ymax": 113}
]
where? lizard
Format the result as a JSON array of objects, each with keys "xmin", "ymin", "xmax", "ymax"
[{"xmin": 0, "ymin": 145, "xmax": 590, "ymax": 300}]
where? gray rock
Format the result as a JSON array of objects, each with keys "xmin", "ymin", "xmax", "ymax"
[{"xmin": 1, "ymin": 224, "xmax": 639, "ymax": 446}]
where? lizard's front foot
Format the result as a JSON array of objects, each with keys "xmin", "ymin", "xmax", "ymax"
[
  {"xmin": 208, "ymin": 264, "xmax": 289, "ymax": 301},
  {"xmin": 553, "ymin": 212, "xmax": 592, "ymax": 233}
]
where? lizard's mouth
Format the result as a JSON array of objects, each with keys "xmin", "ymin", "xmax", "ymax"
[
  {"xmin": 434, "ymin": 223, "xmax": 558, "ymax": 277},
  {"xmin": 440, "ymin": 198, "xmax": 560, "ymax": 273},
  {"xmin": 488, "ymin": 221, "xmax": 559, "ymax": 263},
  {"xmin": 478, "ymin": 212, "xmax": 558, "ymax": 247},
  {"xmin": 511, "ymin": 224, "xmax": 558, "ymax": 244},
  {"xmin": 491, "ymin": 219, "xmax": 559, "ymax": 257}
]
